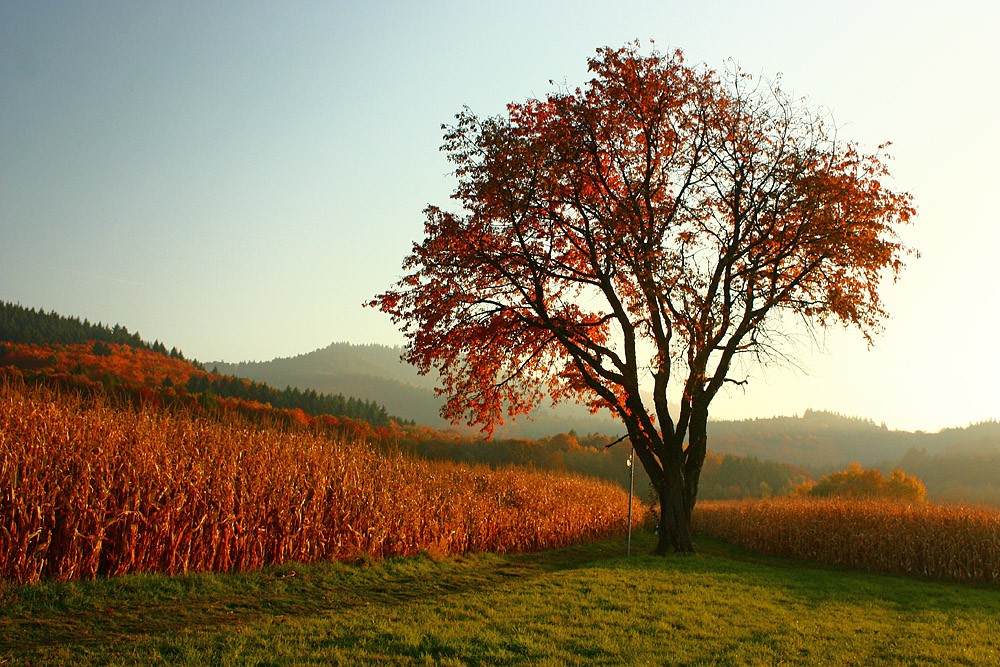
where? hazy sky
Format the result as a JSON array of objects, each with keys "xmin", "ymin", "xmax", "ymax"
[{"xmin": 2, "ymin": 1, "xmax": 998, "ymax": 432}]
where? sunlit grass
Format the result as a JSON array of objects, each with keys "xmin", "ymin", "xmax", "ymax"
[{"xmin": 4, "ymin": 533, "xmax": 998, "ymax": 666}]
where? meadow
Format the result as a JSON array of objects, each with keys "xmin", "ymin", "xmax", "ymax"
[{"xmin": 3, "ymin": 533, "xmax": 998, "ymax": 666}]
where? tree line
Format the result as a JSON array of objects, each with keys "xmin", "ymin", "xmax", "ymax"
[
  {"xmin": 0, "ymin": 301, "xmax": 408, "ymax": 429},
  {"xmin": 393, "ymin": 426, "xmax": 812, "ymax": 501},
  {"xmin": 185, "ymin": 373, "xmax": 412, "ymax": 428},
  {"xmin": 0, "ymin": 301, "xmax": 195, "ymax": 364}
]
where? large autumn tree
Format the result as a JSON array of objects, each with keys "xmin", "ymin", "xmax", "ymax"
[{"xmin": 372, "ymin": 43, "xmax": 915, "ymax": 553}]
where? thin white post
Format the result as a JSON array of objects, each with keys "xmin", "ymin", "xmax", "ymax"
[{"xmin": 627, "ymin": 445, "xmax": 634, "ymax": 556}]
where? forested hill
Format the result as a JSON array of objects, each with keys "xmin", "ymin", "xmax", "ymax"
[
  {"xmin": 0, "ymin": 302, "xmax": 405, "ymax": 427},
  {"xmin": 208, "ymin": 343, "xmax": 450, "ymax": 429},
  {"xmin": 208, "ymin": 341, "xmax": 1000, "ymax": 465},
  {"xmin": 699, "ymin": 411, "xmax": 1000, "ymax": 503},
  {"xmin": 707, "ymin": 410, "xmax": 1000, "ymax": 470},
  {"xmin": 0, "ymin": 300, "xmax": 195, "ymax": 363},
  {"xmin": 208, "ymin": 342, "xmax": 624, "ymax": 438},
  {"xmin": 211, "ymin": 342, "xmax": 437, "ymax": 390}
]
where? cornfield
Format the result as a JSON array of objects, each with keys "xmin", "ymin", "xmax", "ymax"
[
  {"xmin": 693, "ymin": 497, "xmax": 1000, "ymax": 585},
  {"xmin": 1, "ymin": 379, "xmax": 644, "ymax": 584}
]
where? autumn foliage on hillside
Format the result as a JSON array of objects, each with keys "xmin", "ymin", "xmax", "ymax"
[
  {"xmin": 0, "ymin": 340, "xmax": 404, "ymax": 430},
  {"xmin": 1, "ymin": 301, "xmax": 409, "ymax": 427},
  {"xmin": 0, "ymin": 341, "xmax": 199, "ymax": 388},
  {"xmin": 0, "ymin": 378, "xmax": 643, "ymax": 584}
]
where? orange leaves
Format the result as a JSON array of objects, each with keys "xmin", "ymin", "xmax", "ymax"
[
  {"xmin": 0, "ymin": 341, "xmax": 199, "ymax": 388},
  {"xmin": 800, "ymin": 461, "xmax": 927, "ymax": 503},
  {"xmin": 370, "ymin": 42, "xmax": 915, "ymax": 549},
  {"xmin": 371, "ymin": 45, "xmax": 723, "ymax": 435}
]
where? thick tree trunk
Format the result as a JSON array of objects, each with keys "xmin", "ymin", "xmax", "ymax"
[
  {"xmin": 629, "ymin": 426, "xmax": 696, "ymax": 555},
  {"xmin": 683, "ymin": 407, "xmax": 709, "ymax": 524},
  {"xmin": 647, "ymin": 406, "xmax": 709, "ymax": 555},
  {"xmin": 654, "ymin": 464, "xmax": 694, "ymax": 554}
]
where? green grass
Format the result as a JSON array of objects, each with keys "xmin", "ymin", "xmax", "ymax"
[{"xmin": 2, "ymin": 532, "xmax": 998, "ymax": 666}]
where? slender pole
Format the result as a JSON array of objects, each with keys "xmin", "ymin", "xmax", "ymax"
[
  {"xmin": 604, "ymin": 435, "xmax": 634, "ymax": 557},
  {"xmin": 627, "ymin": 445, "xmax": 634, "ymax": 556}
]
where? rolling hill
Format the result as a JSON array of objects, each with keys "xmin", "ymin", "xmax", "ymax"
[
  {"xmin": 208, "ymin": 341, "xmax": 1000, "ymax": 502},
  {"xmin": 207, "ymin": 342, "xmax": 625, "ymax": 438}
]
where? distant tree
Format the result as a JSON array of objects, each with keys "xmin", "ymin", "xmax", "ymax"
[
  {"xmin": 801, "ymin": 462, "xmax": 926, "ymax": 502},
  {"xmin": 91, "ymin": 341, "xmax": 113, "ymax": 356},
  {"xmin": 372, "ymin": 43, "xmax": 915, "ymax": 553}
]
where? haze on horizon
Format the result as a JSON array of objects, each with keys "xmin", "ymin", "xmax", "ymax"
[{"xmin": 2, "ymin": 1, "xmax": 997, "ymax": 434}]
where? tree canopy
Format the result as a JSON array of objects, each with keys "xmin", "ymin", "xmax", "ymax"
[{"xmin": 372, "ymin": 42, "xmax": 915, "ymax": 552}]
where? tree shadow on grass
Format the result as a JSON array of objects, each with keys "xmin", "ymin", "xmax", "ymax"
[
  {"xmin": 616, "ymin": 532, "xmax": 999, "ymax": 616},
  {"xmin": 5, "ymin": 531, "xmax": 997, "ymax": 662},
  {"xmin": 0, "ymin": 534, "xmax": 632, "ymax": 656}
]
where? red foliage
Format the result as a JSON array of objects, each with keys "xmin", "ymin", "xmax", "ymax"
[
  {"xmin": 0, "ymin": 341, "xmax": 198, "ymax": 388},
  {"xmin": 0, "ymin": 343, "xmax": 408, "ymax": 450}
]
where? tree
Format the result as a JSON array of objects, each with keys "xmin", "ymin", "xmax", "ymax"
[
  {"xmin": 801, "ymin": 462, "xmax": 926, "ymax": 503},
  {"xmin": 371, "ymin": 42, "xmax": 915, "ymax": 553},
  {"xmin": 91, "ymin": 340, "xmax": 113, "ymax": 357}
]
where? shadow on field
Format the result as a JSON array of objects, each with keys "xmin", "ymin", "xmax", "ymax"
[
  {"xmin": 0, "ymin": 534, "xmax": 631, "ymax": 655},
  {"xmin": 4, "ymin": 529, "xmax": 994, "ymax": 660}
]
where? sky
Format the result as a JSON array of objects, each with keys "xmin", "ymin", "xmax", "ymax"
[{"xmin": 2, "ymin": 1, "xmax": 998, "ymax": 433}]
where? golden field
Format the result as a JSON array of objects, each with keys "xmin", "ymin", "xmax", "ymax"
[
  {"xmin": 0, "ymin": 379, "xmax": 643, "ymax": 584},
  {"xmin": 694, "ymin": 497, "xmax": 1000, "ymax": 584}
]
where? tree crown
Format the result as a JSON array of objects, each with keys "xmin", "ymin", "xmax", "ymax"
[{"xmin": 372, "ymin": 42, "xmax": 915, "ymax": 438}]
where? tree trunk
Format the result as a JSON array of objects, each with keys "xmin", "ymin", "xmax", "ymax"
[
  {"xmin": 654, "ymin": 464, "xmax": 694, "ymax": 554},
  {"xmin": 683, "ymin": 407, "xmax": 709, "ymax": 524},
  {"xmin": 629, "ymin": 428, "xmax": 696, "ymax": 555}
]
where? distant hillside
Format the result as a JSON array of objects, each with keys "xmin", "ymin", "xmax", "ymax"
[
  {"xmin": 705, "ymin": 411, "xmax": 1000, "ymax": 503},
  {"xmin": 706, "ymin": 410, "xmax": 911, "ymax": 469},
  {"xmin": 1, "ymin": 300, "xmax": 196, "ymax": 363},
  {"xmin": 210, "ymin": 343, "xmax": 435, "ymax": 390},
  {"xmin": 208, "ymin": 342, "xmax": 624, "ymax": 438},
  {"xmin": 208, "ymin": 342, "xmax": 1000, "ymax": 471},
  {"xmin": 0, "ymin": 302, "xmax": 403, "ymax": 428},
  {"xmin": 706, "ymin": 410, "xmax": 1000, "ymax": 470},
  {"xmin": 209, "ymin": 341, "xmax": 1000, "ymax": 503}
]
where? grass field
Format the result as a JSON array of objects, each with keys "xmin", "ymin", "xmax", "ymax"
[{"xmin": 3, "ymin": 531, "xmax": 997, "ymax": 666}]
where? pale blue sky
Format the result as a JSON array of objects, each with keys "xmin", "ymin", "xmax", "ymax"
[{"xmin": 2, "ymin": 1, "xmax": 998, "ymax": 432}]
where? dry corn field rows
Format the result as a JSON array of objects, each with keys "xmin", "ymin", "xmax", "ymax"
[
  {"xmin": 0, "ymin": 380, "xmax": 644, "ymax": 584},
  {"xmin": 693, "ymin": 498, "xmax": 1000, "ymax": 584}
]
